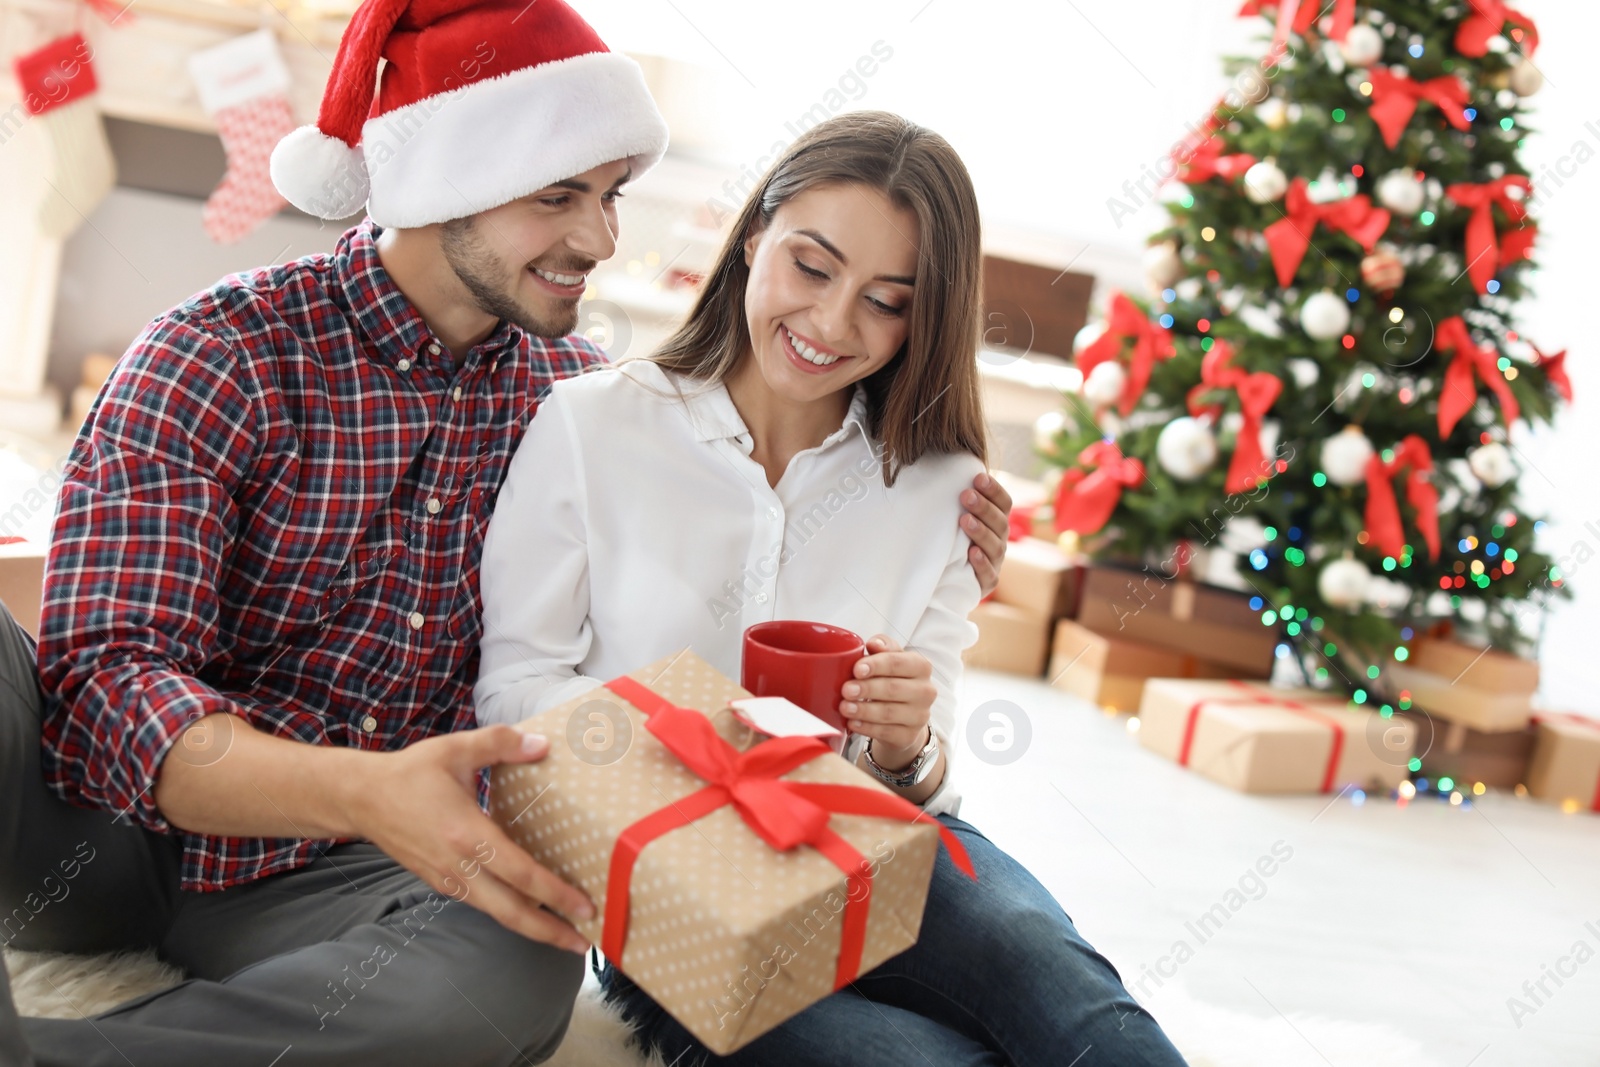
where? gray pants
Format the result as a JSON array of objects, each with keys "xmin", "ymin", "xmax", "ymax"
[{"xmin": 0, "ymin": 600, "xmax": 584, "ymax": 1066}]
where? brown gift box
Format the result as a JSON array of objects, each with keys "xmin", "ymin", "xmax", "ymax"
[
  {"xmin": 489, "ymin": 651, "xmax": 943, "ymax": 1055},
  {"xmin": 1047, "ymin": 619, "xmax": 1237, "ymax": 712},
  {"xmin": 1137, "ymin": 678, "xmax": 1417, "ymax": 794},
  {"xmin": 965, "ymin": 601, "xmax": 1050, "ymax": 676},
  {"xmin": 1527, "ymin": 714, "xmax": 1600, "ymax": 812},
  {"xmin": 1409, "ymin": 637, "xmax": 1539, "ymax": 693},
  {"xmin": 1388, "ymin": 663, "xmax": 1532, "ymax": 732},
  {"xmin": 0, "ymin": 540, "xmax": 47, "ymax": 640},
  {"xmin": 1397, "ymin": 712, "xmax": 1535, "ymax": 789},
  {"xmin": 1074, "ymin": 565, "xmax": 1278, "ymax": 676},
  {"xmin": 993, "ymin": 537, "xmax": 1082, "ymax": 621}
]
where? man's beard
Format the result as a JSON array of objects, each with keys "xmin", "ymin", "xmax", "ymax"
[{"xmin": 439, "ymin": 217, "xmax": 590, "ymax": 339}]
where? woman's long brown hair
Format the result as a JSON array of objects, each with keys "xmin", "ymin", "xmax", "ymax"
[{"xmin": 642, "ymin": 110, "xmax": 987, "ymax": 485}]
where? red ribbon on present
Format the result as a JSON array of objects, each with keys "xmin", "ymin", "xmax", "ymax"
[
  {"xmin": 1367, "ymin": 67, "xmax": 1471, "ymax": 150},
  {"xmin": 1178, "ymin": 136, "xmax": 1256, "ymax": 184},
  {"xmin": 1533, "ymin": 345, "xmax": 1572, "ymax": 403},
  {"xmin": 1363, "ymin": 435, "xmax": 1441, "ymax": 563},
  {"xmin": 1436, "ymin": 317, "xmax": 1520, "ymax": 439},
  {"xmin": 1184, "ymin": 340, "xmax": 1282, "ymax": 494},
  {"xmin": 1076, "ymin": 292, "xmax": 1175, "ymax": 416},
  {"xmin": 1177, "ymin": 681, "xmax": 1347, "ymax": 793},
  {"xmin": 597, "ymin": 676, "xmax": 975, "ymax": 990},
  {"xmin": 1531, "ymin": 713, "xmax": 1600, "ymax": 812},
  {"xmin": 1262, "ymin": 178, "xmax": 1391, "ymax": 288},
  {"xmin": 1007, "ymin": 505, "xmax": 1037, "ymax": 542},
  {"xmin": 1053, "ymin": 441, "xmax": 1144, "ymax": 536},
  {"xmin": 1445, "ymin": 176, "xmax": 1536, "ymax": 295},
  {"xmin": 1455, "ymin": 0, "xmax": 1539, "ymax": 58}
]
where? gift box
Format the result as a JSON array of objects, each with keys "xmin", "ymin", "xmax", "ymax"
[
  {"xmin": 1396, "ymin": 712, "xmax": 1534, "ymax": 789},
  {"xmin": 993, "ymin": 537, "xmax": 1082, "ymax": 621},
  {"xmin": 488, "ymin": 651, "xmax": 972, "ymax": 1054},
  {"xmin": 1074, "ymin": 565, "xmax": 1278, "ymax": 676},
  {"xmin": 1047, "ymin": 619, "xmax": 1236, "ymax": 712},
  {"xmin": 1409, "ymin": 636, "xmax": 1539, "ymax": 694},
  {"xmin": 1138, "ymin": 678, "xmax": 1417, "ymax": 794},
  {"xmin": 965, "ymin": 600, "xmax": 1050, "ymax": 676},
  {"xmin": 1527, "ymin": 714, "xmax": 1600, "ymax": 812},
  {"xmin": 1387, "ymin": 663, "xmax": 1532, "ymax": 732},
  {"xmin": 0, "ymin": 538, "xmax": 47, "ymax": 639}
]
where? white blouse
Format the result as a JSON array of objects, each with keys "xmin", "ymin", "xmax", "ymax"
[{"xmin": 473, "ymin": 360, "xmax": 983, "ymax": 816}]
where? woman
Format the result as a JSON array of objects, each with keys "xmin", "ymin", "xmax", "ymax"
[{"xmin": 474, "ymin": 112, "xmax": 1186, "ymax": 1067}]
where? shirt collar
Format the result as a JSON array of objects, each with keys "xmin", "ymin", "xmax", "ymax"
[
  {"xmin": 670, "ymin": 366, "xmax": 872, "ymax": 450},
  {"xmin": 335, "ymin": 220, "xmax": 524, "ymax": 374}
]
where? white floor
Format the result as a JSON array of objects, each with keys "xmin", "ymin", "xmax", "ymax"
[{"xmin": 953, "ymin": 668, "xmax": 1600, "ymax": 1067}]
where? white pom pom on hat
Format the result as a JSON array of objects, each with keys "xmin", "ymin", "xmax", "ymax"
[{"xmin": 270, "ymin": 0, "xmax": 669, "ymax": 227}]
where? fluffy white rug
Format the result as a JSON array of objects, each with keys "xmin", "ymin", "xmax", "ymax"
[{"xmin": 6, "ymin": 949, "xmax": 1437, "ymax": 1066}]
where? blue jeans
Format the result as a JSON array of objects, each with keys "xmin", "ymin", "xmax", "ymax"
[{"xmin": 599, "ymin": 815, "xmax": 1187, "ymax": 1067}]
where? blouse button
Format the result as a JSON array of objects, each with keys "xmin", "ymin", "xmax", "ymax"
[
  {"xmin": 754, "ymin": 592, "xmax": 769, "ymax": 604},
  {"xmin": 766, "ymin": 506, "xmax": 779, "ymax": 519},
  {"xmin": 408, "ymin": 611, "xmax": 425, "ymax": 630},
  {"xmin": 361, "ymin": 715, "xmax": 378, "ymax": 734}
]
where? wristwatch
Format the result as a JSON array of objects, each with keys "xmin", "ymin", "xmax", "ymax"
[{"xmin": 863, "ymin": 727, "xmax": 941, "ymax": 789}]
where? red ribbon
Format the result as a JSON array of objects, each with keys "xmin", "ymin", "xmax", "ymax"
[
  {"xmin": 1436, "ymin": 317, "xmax": 1520, "ymax": 439},
  {"xmin": 1262, "ymin": 178, "xmax": 1391, "ymax": 288},
  {"xmin": 1239, "ymin": 0, "xmax": 1355, "ymax": 60},
  {"xmin": 1531, "ymin": 714, "xmax": 1600, "ymax": 811},
  {"xmin": 1533, "ymin": 345, "xmax": 1572, "ymax": 403},
  {"xmin": 1076, "ymin": 292, "xmax": 1175, "ymax": 416},
  {"xmin": 1177, "ymin": 681, "xmax": 1347, "ymax": 793},
  {"xmin": 1053, "ymin": 441, "xmax": 1144, "ymax": 536},
  {"xmin": 1007, "ymin": 505, "xmax": 1037, "ymax": 542},
  {"xmin": 1363, "ymin": 436, "xmax": 1441, "ymax": 563},
  {"xmin": 12, "ymin": 33, "xmax": 98, "ymax": 117},
  {"xmin": 1185, "ymin": 340, "xmax": 1282, "ymax": 494},
  {"xmin": 1445, "ymin": 176, "xmax": 1536, "ymax": 295},
  {"xmin": 1177, "ymin": 136, "xmax": 1256, "ymax": 184},
  {"xmin": 1455, "ymin": 1, "xmax": 1539, "ymax": 58},
  {"xmin": 1367, "ymin": 67, "xmax": 1471, "ymax": 150},
  {"xmin": 597, "ymin": 676, "xmax": 975, "ymax": 990}
]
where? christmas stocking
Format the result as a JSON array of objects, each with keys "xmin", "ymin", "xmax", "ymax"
[
  {"xmin": 188, "ymin": 30, "xmax": 295, "ymax": 244},
  {"xmin": 12, "ymin": 33, "xmax": 116, "ymax": 238}
]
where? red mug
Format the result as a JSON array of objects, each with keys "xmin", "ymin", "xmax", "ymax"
[{"xmin": 740, "ymin": 621, "xmax": 866, "ymax": 748}]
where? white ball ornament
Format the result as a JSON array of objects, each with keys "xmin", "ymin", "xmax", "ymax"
[
  {"xmin": 1257, "ymin": 97, "xmax": 1288, "ymax": 130},
  {"xmin": 1155, "ymin": 416, "xmax": 1218, "ymax": 481},
  {"xmin": 1509, "ymin": 56, "xmax": 1544, "ymax": 96},
  {"xmin": 1376, "ymin": 169, "xmax": 1425, "ymax": 215},
  {"xmin": 1143, "ymin": 242, "xmax": 1184, "ymax": 292},
  {"xmin": 1319, "ymin": 557, "xmax": 1372, "ymax": 610},
  {"xmin": 1321, "ymin": 426, "xmax": 1375, "ymax": 486},
  {"xmin": 1484, "ymin": 34, "xmax": 1511, "ymax": 54},
  {"xmin": 1083, "ymin": 361, "xmax": 1128, "ymax": 407},
  {"xmin": 1033, "ymin": 411, "xmax": 1068, "ymax": 456},
  {"xmin": 1300, "ymin": 291, "xmax": 1352, "ymax": 340},
  {"xmin": 1468, "ymin": 442, "xmax": 1516, "ymax": 487},
  {"xmin": 1339, "ymin": 24, "xmax": 1384, "ymax": 66},
  {"xmin": 1073, "ymin": 321, "xmax": 1107, "ymax": 355},
  {"xmin": 1244, "ymin": 160, "xmax": 1289, "ymax": 204}
]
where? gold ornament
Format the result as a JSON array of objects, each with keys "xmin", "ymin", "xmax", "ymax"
[{"xmin": 1360, "ymin": 251, "xmax": 1405, "ymax": 294}]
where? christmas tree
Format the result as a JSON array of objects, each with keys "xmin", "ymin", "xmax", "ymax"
[{"xmin": 1040, "ymin": 0, "xmax": 1569, "ymax": 700}]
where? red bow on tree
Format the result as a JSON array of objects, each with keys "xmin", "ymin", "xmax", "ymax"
[
  {"xmin": 1367, "ymin": 67, "xmax": 1471, "ymax": 150},
  {"xmin": 1445, "ymin": 176, "xmax": 1537, "ymax": 295},
  {"xmin": 1076, "ymin": 292, "xmax": 1175, "ymax": 416},
  {"xmin": 1185, "ymin": 341, "xmax": 1282, "ymax": 494},
  {"xmin": 1239, "ymin": 0, "xmax": 1356, "ymax": 58},
  {"xmin": 1054, "ymin": 441, "xmax": 1144, "ymax": 535},
  {"xmin": 1455, "ymin": 1, "xmax": 1539, "ymax": 58},
  {"xmin": 1364, "ymin": 436, "xmax": 1441, "ymax": 562},
  {"xmin": 1436, "ymin": 316, "xmax": 1520, "ymax": 439},
  {"xmin": 1177, "ymin": 135, "xmax": 1256, "ymax": 184},
  {"xmin": 1533, "ymin": 344, "xmax": 1571, "ymax": 402},
  {"xmin": 1262, "ymin": 178, "xmax": 1391, "ymax": 288}
]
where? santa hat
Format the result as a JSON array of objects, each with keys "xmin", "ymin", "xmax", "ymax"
[{"xmin": 270, "ymin": 0, "xmax": 668, "ymax": 227}]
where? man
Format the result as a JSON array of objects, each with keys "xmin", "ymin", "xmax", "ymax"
[{"xmin": 0, "ymin": 1, "xmax": 1015, "ymax": 1064}]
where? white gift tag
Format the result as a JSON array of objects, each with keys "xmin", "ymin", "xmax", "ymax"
[{"xmin": 729, "ymin": 697, "xmax": 843, "ymax": 740}]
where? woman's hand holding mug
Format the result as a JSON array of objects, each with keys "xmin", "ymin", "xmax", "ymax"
[{"xmin": 839, "ymin": 634, "xmax": 936, "ymax": 770}]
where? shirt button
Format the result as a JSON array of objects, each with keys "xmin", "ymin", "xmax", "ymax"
[
  {"xmin": 767, "ymin": 506, "xmax": 779, "ymax": 519},
  {"xmin": 453, "ymin": 387, "xmax": 463, "ymax": 401},
  {"xmin": 397, "ymin": 358, "xmax": 412, "ymax": 372},
  {"xmin": 408, "ymin": 611, "xmax": 425, "ymax": 630},
  {"xmin": 361, "ymin": 715, "xmax": 378, "ymax": 734},
  {"xmin": 755, "ymin": 592, "xmax": 769, "ymax": 604},
  {"xmin": 426, "ymin": 497, "xmax": 442, "ymax": 514},
  {"xmin": 428, "ymin": 343, "xmax": 442, "ymax": 357}
]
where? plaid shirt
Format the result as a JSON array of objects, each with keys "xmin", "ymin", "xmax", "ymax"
[{"xmin": 37, "ymin": 220, "xmax": 605, "ymax": 892}]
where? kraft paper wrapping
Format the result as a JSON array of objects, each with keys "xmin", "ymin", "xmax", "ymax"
[
  {"xmin": 488, "ymin": 650, "xmax": 941, "ymax": 1054},
  {"xmin": 1138, "ymin": 678, "xmax": 1417, "ymax": 794},
  {"xmin": 1527, "ymin": 715, "xmax": 1600, "ymax": 812}
]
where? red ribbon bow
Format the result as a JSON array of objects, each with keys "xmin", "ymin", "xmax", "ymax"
[
  {"xmin": 1185, "ymin": 340, "xmax": 1282, "ymax": 494},
  {"xmin": 1053, "ymin": 440, "xmax": 1144, "ymax": 536},
  {"xmin": 1239, "ymin": 0, "xmax": 1356, "ymax": 61},
  {"xmin": 1455, "ymin": 1, "xmax": 1539, "ymax": 58},
  {"xmin": 598, "ymin": 676, "xmax": 975, "ymax": 990},
  {"xmin": 1076, "ymin": 292, "xmax": 1175, "ymax": 416},
  {"xmin": 1177, "ymin": 135, "xmax": 1257, "ymax": 184},
  {"xmin": 1436, "ymin": 316, "xmax": 1520, "ymax": 439},
  {"xmin": 1363, "ymin": 435, "xmax": 1441, "ymax": 563},
  {"xmin": 1533, "ymin": 344, "xmax": 1572, "ymax": 403},
  {"xmin": 1445, "ymin": 176, "xmax": 1536, "ymax": 295},
  {"xmin": 1263, "ymin": 178, "xmax": 1391, "ymax": 288},
  {"xmin": 1367, "ymin": 67, "xmax": 1471, "ymax": 150},
  {"xmin": 1179, "ymin": 681, "xmax": 1347, "ymax": 793},
  {"xmin": 1007, "ymin": 505, "xmax": 1037, "ymax": 542}
]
